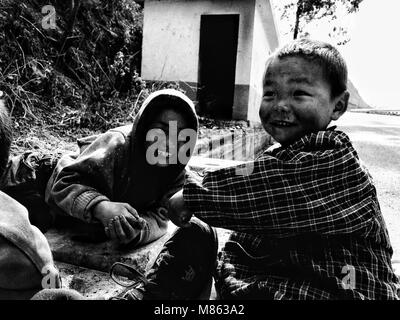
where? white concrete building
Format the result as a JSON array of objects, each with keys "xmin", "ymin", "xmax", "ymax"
[{"xmin": 137, "ymin": 0, "xmax": 280, "ymax": 122}]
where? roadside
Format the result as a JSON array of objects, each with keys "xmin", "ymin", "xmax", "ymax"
[
  {"xmin": 350, "ymin": 109, "xmax": 400, "ymax": 116},
  {"xmin": 336, "ymin": 111, "xmax": 400, "ymax": 260}
]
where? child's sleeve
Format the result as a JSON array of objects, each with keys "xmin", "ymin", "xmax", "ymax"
[
  {"xmin": 132, "ymin": 171, "xmax": 185, "ymax": 245},
  {"xmin": 182, "ymin": 148, "xmax": 379, "ymax": 238},
  {"xmin": 47, "ymin": 131, "xmax": 124, "ymax": 223},
  {"xmin": 131, "ymin": 210, "xmax": 169, "ymax": 245}
]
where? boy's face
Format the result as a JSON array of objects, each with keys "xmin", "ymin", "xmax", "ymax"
[
  {"xmin": 259, "ymin": 56, "xmax": 347, "ymax": 145},
  {"xmin": 145, "ymin": 108, "xmax": 190, "ymax": 167}
]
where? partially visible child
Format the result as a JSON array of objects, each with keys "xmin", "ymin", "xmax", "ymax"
[
  {"xmin": 0, "ymin": 100, "xmax": 60, "ymax": 299},
  {"xmin": 45, "ymin": 89, "xmax": 198, "ymax": 246},
  {"xmin": 124, "ymin": 39, "xmax": 399, "ymax": 300}
]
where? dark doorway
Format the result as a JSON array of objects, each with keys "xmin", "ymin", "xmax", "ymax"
[{"xmin": 198, "ymin": 15, "xmax": 239, "ymax": 119}]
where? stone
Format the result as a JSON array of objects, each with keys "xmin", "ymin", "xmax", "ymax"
[{"xmin": 46, "ymin": 223, "xmax": 177, "ymax": 275}]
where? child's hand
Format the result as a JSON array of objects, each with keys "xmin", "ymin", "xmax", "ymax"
[
  {"xmin": 168, "ymin": 190, "xmax": 192, "ymax": 228},
  {"xmin": 93, "ymin": 201, "xmax": 146, "ymax": 244}
]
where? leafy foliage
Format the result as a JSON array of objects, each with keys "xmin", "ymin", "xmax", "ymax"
[
  {"xmin": 277, "ymin": 0, "xmax": 363, "ymax": 45},
  {"xmin": 0, "ymin": 0, "xmax": 148, "ymax": 132}
]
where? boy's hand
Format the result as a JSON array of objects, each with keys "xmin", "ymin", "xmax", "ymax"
[
  {"xmin": 168, "ymin": 190, "xmax": 192, "ymax": 228},
  {"xmin": 93, "ymin": 201, "xmax": 146, "ymax": 244}
]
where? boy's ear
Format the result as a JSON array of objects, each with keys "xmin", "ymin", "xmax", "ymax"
[{"xmin": 331, "ymin": 91, "xmax": 349, "ymax": 121}]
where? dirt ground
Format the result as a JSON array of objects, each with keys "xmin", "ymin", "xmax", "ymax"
[{"xmin": 11, "ymin": 111, "xmax": 399, "ymax": 263}]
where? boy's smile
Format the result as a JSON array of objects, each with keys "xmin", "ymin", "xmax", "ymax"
[{"xmin": 259, "ymin": 56, "xmax": 347, "ymax": 145}]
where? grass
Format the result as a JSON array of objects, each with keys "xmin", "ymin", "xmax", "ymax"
[{"xmin": 10, "ymin": 115, "xmax": 261, "ymax": 158}]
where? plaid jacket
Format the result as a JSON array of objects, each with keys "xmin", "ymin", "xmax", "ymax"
[{"xmin": 183, "ymin": 130, "xmax": 400, "ymax": 300}]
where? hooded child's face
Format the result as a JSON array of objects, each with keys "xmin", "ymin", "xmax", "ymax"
[
  {"xmin": 144, "ymin": 108, "xmax": 191, "ymax": 167},
  {"xmin": 259, "ymin": 56, "xmax": 346, "ymax": 145}
]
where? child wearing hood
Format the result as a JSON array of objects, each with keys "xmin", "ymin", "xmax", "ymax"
[{"xmin": 45, "ymin": 89, "xmax": 198, "ymax": 246}]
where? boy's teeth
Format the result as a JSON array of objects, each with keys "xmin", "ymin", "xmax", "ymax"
[{"xmin": 158, "ymin": 150, "xmax": 171, "ymax": 157}]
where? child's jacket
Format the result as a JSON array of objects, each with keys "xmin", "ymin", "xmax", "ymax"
[
  {"xmin": 46, "ymin": 89, "xmax": 198, "ymax": 245},
  {"xmin": 0, "ymin": 191, "xmax": 59, "ymax": 299},
  {"xmin": 184, "ymin": 130, "xmax": 400, "ymax": 299}
]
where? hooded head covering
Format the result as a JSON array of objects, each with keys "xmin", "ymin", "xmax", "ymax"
[
  {"xmin": 129, "ymin": 89, "xmax": 198, "ymax": 174},
  {"xmin": 121, "ymin": 89, "xmax": 198, "ymax": 208}
]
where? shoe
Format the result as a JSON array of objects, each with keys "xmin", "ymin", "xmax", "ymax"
[
  {"xmin": 109, "ymin": 262, "xmax": 148, "ymax": 300},
  {"xmin": 112, "ymin": 218, "xmax": 218, "ymax": 300}
]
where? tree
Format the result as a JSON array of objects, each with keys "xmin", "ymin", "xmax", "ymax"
[{"xmin": 277, "ymin": 0, "xmax": 364, "ymax": 45}]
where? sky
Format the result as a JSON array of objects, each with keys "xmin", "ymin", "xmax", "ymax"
[{"xmin": 272, "ymin": 0, "xmax": 400, "ymax": 110}]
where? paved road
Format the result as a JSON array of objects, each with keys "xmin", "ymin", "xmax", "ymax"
[{"xmin": 335, "ymin": 112, "xmax": 400, "ymax": 260}]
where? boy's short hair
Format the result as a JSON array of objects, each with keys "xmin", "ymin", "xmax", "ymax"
[
  {"xmin": 0, "ymin": 100, "xmax": 12, "ymax": 177},
  {"xmin": 269, "ymin": 38, "xmax": 348, "ymax": 98}
]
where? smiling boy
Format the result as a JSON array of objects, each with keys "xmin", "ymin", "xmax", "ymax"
[
  {"xmin": 160, "ymin": 39, "xmax": 399, "ymax": 300},
  {"xmin": 260, "ymin": 47, "xmax": 348, "ymax": 146}
]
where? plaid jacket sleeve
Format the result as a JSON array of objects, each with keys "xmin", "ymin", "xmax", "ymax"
[{"xmin": 183, "ymin": 131, "xmax": 381, "ymax": 238}]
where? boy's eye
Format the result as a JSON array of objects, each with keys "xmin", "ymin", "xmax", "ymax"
[
  {"xmin": 263, "ymin": 91, "xmax": 275, "ymax": 98},
  {"xmin": 293, "ymin": 90, "xmax": 310, "ymax": 97}
]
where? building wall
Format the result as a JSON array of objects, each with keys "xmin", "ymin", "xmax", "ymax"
[
  {"xmin": 247, "ymin": 0, "xmax": 280, "ymax": 122},
  {"xmin": 141, "ymin": 0, "xmax": 279, "ymax": 121},
  {"xmin": 141, "ymin": 0, "xmax": 255, "ymax": 117}
]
